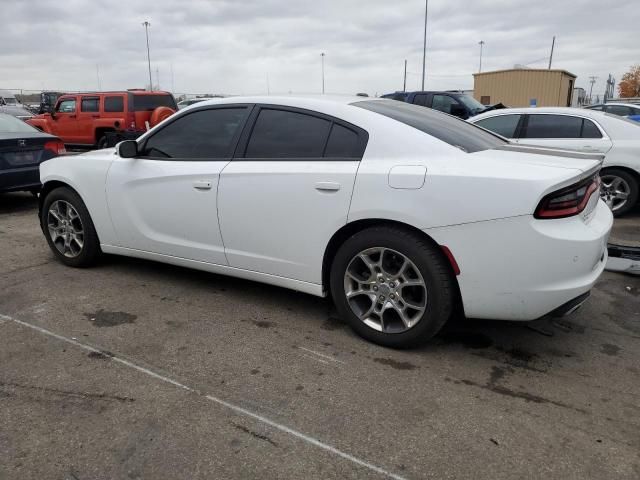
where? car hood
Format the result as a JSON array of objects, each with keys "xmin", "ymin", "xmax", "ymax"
[{"xmin": 475, "ymin": 143, "xmax": 603, "ymax": 173}]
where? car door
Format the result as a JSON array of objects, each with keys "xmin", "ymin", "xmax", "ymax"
[
  {"xmin": 217, "ymin": 106, "xmax": 367, "ymax": 284},
  {"xmin": 77, "ymin": 96, "xmax": 100, "ymax": 144},
  {"xmin": 518, "ymin": 114, "xmax": 613, "ymax": 153},
  {"xmin": 50, "ymin": 97, "xmax": 81, "ymax": 143},
  {"xmin": 105, "ymin": 105, "xmax": 251, "ymax": 265}
]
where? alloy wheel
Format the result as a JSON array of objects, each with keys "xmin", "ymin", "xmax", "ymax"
[
  {"xmin": 47, "ymin": 200, "xmax": 84, "ymax": 258},
  {"xmin": 343, "ymin": 247, "xmax": 427, "ymax": 333},
  {"xmin": 600, "ymin": 174, "xmax": 630, "ymax": 212}
]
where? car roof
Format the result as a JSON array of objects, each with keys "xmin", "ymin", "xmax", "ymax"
[
  {"xmin": 471, "ymin": 106, "xmax": 610, "ymax": 120},
  {"xmin": 185, "ymin": 94, "xmax": 382, "ymax": 110}
]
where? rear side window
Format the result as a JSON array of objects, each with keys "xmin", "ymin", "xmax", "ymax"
[
  {"xmin": 431, "ymin": 95, "xmax": 459, "ymax": 114},
  {"xmin": 354, "ymin": 100, "xmax": 506, "ymax": 153},
  {"xmin": 522, "ymin": 115, "xmax": 583, "ymax": 138},
  {"xmin": 245, "ymin": 109, "xmax": 331, "ymax": 158},
  {"xmin": 133, "ymin": 94, "xmax": 177, "ymax": 111},
  {"xmin": 104, "ymin": 96, "xmax": 124, "ymax": 112},
  {"xmin": 581, "ymin": 119, "xmax": 602, "ymax": 138},
  {"xmin": 475, "ymin": 115, "xmax": 521, "ymax": 138},
  {"xmin": 81, "ymin": 97, "xmax": 99, "ymax": 112},
  {"xmin": 142, "ymin": 107, "xmax": 247, "ymax": 159},
  {"xmin": 324, "ymin": 124, "xmax": 360, "ymax": 157}
]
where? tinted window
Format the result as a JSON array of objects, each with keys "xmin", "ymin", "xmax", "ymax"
[
  {"xmin": 245, "ymin": 109, "xmax": 331, "ymax": 158},
  {"xmin": 133, "ymin": 94, "xmax": 177, "ymax": 111},
  {"xmin": 412, "ymin": 94, "xmax": 428, "ymax": 106},
  {"xmin": 588, "ymin": 105, "xmax": 603, "ymax": 111},
  {"xmin": 606, "ymin": 105, "xmax": 632, "ymax": 116},
  {"xmin": 81, "ymin": 97, "xmax": 99, "ymax": 112},
  {"xmin": 143, "ymin": 108, "xmax": 247, "ymax": 159},
  {"xmin": 522, "ymin": 115, "xmax": 583, "ymax": 138},
  {"xmin": 475, "ymin": 115, "xmax": 521, "ymax": 138},
  {"xmin": 354, "ymin": 100, "xmax": 506, "ymax": 153},
  {"xmin": 324, "ymin": 124, "xmax": 360, "ymax": 157},
  {"xmin": 581, "ymin": 119, "xmax": 602, "ymax": 138},
  {"xmin": 431, "ymin": 95, "xmax": 459, "ymax": 114},
  {"xmin": 57, "ymin": 99, "xmax": 76, "ymax": 113},
  {"xmin": 104, "ymin": 96, "xmax": 124, "ymax": 112}
]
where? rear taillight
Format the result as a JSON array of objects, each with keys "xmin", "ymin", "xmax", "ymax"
[
  {"xmin": 534, "ymin": 174, "xmax": 600, "ymax": 219},
  {"xmin": 44, "ymin": 140, "xmax": 66, "ymax": 155}
]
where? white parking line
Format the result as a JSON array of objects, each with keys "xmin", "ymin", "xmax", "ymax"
[
  {"xmin": 0, "ymin": 313, "xmax": 407, "ymax": 480},
  {"xmin": 298, "ymin": 346, "xmax": 346, "ymax": 364}
]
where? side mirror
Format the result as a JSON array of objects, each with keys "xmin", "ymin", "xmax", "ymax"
[
  {"xmin": 450, "ymin": 105, "xmax": 467, "ymax": 118},
  {"xmin": 116, "ymin": 140, "xmax": 139, "ymax": 158}
]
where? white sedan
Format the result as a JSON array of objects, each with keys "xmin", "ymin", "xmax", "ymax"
[
  {"xmin": 38, "ymin": 96, "xmax": 612, "ymax": 348},
  {"xmin": 469, "ymin": 107, "xmax": 640, "ymax": 215}
]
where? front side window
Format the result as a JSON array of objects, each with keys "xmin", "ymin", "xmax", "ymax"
[
  {"xmin": 142, "ymin": 107, "xmax": 248, "ymax": 159},
  {"xmin": 81, "ymin": 97, "xmax": 99, "ymax": 112},
  {"xmin": 522, "ymin": 115, "xmax": 583, "ymax": 139},
  {"xmin": 474, "ymin": 115, "xmax": 521, "ymax": 138},
  {"xmin": 56, "ymin": 99, "xmax": 76, "ymax": 113},
  {"xmin": 431, "ymin": 95, "xmax": 459, "ymax": 114},
  {"xmin": 104, "ymin": 96, "xmax": 124, "ymax": 112},
  {"xmin": 606, "ymin": 105, "xmax": 632, "ymax": 117},
  {"xmin": 245, "ymin": 109, "xmax": 331, "ymax": 158}
]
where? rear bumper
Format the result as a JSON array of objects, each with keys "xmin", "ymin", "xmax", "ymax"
[
  {"xmin": 0, "ymin": 166, "xmax": 41, "ymax": 192},
  {"xmin": 425, "ymin": 199, "xmax": 613, "ymax": 321}
]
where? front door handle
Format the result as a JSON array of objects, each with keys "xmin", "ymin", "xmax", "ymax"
[
  {"xmin": 193, "ymin": 180, "xmax": 212, "ymax": 190},
  {"xmin": 315, "ymin": 182, "xmax": 341, "ymax": 192}
]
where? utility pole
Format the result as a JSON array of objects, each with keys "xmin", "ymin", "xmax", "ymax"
[
  {"xmin": 170, "ymin": 62, "xmax": 175, "ymax": 93},
  {"xmin": 548, "ymin": 36, "xmax": 555, "ymax": 69},
  {"xmin": 156, "ymin": 68, "xmax": 160, "ymax": 90},
  {"xmin": 403, "ymin": 59, "xmax": 407, "ymax": 92},
  {"xmin": 142, "ymin": 21, "xmax": 152, "ymax": 91},
  {"xmin": 421, "ymin": 0, "xmax": 428, "ymax": 90},
  {"xmin": 588, "ymin": 76, "xmax": 597, "ymax": 104},
  {"xmin": 321, "ymin": 52, "xmax": 325, "ymax": 94},
  {"xmin": 478, "ymin": 40, "xmax": 485, "ymax": 73},
  {"xmin": 96, "ymin": 64, "xmax": 102, "ymax": 90}
]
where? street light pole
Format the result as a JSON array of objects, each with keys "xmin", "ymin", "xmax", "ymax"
[
  {"xmin": 421, "ymin": 0, "xmax": 428, "ymax": 90},
  {"xmin": 142, "ymin": 21, "xmax": 153, "ymax": 91},
  {"xmin": 321, "ymin": 52, "xmax": 325, "ymax": 94},
  {"xmin": 478, "ymin": 40, "xmax": 485, "ymax": 73}
]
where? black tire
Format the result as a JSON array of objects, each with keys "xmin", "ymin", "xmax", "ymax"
[
  {"xmin": 330, "ymin": 226, "xmax": 455, "ymax": 348},
  {"xmin": 97, "ymin": 135, "xmax": 108, "ymax": 149},
  {"xmin": 600, "ymin": 168, "xmax": 639, "ymax": 217},
  {"xmin": 40, "ymin": 187, "xmax": 101, "ymax": 267}
]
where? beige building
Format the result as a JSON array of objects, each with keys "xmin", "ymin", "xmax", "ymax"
[{"xmin": 473, "ymin": 68, "xmax": 576, "ymax": 107}]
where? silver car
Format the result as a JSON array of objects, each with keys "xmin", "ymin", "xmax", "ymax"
[{"xmin": 0, "ymin": 90, "xmax": 34, "ymax": 121}]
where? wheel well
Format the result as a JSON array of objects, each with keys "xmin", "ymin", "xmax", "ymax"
[
  {"xmin": 601, "ymin": 165, "xmax": 640, "ymax": 185},
  {"xmin": 95, "ymin": 127, "xmax": 115, "ymax": 143},
  {"xmin": 38, "ymin": 181, "xmax": 81, "ymax": 217},
  {"xmin": 321, "ymin": 219, "xmax": 464, "ymax": 314}
]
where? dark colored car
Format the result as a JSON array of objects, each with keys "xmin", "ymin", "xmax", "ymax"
[
  {"xmin": 381, "ymin": 90, "xmax": 504, "ymax": 119},
  {"xmin": 0, "ymin": 113, "xmax": 66, "ymax": 194}
]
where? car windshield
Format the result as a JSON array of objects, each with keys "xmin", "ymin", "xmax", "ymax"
[
  {"xmin": 354, "ymin": 99, "xmax": 506, "ymax": 153},
  {"xmin": 0, "ymin": 113, "xmax": 37, "ymax": 133},
  {"xmin": 133, "ymin": 94, "xmax": 177, "ymax": 111},
  {"xmin": 457, "ymin": 94, "xmax": 486, "ymax": 113}
]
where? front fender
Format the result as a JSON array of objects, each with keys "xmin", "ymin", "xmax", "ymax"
[{"xmin": 26, "ymin": 118, "xmax": 52, "ymax": 134}]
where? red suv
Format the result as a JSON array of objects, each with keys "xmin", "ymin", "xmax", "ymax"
[{"xmin": 27, "ymin": 90, "xmax": 177, "ymax": 147}]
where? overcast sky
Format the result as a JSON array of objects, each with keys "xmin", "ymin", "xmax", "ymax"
[{"xmin": 2, "ymin": 0, "xmax": 636, "ymax": 97}]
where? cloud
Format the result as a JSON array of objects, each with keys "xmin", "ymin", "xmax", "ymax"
[{"xmin": 1, "ymin": 0, "xmax": 635, "ymax": 97}]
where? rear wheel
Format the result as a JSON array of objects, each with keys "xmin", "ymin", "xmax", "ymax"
[
  {"xmin": 41, "ymin": 187, "xmax": 101, "ymax": 267},
  {"xmin": 330, "ymin": 226, "xmax": 455, "ymax": 348},
  {"xmin": 600, "ymin": 169, "xmax": 638, "ymax": 216},
  {"xmin": 97, "ymin": 135, "xmax": 108, "ymax": 149}
]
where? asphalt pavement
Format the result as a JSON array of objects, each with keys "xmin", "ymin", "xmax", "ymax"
[{"xmin": 1, "ymin": 192, "xmax": 639, "ymax": 480}]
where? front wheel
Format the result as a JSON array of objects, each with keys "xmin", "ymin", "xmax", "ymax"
[
  {"xmin": 41, "ymin": 187, "xmax": 101, "ymax": 267},
  {"xmin": 600, "ymin": 169, "xmax": 638, "ymax": 216},
  {"xmin": 330, "ymin": 226, "xmax": 455, "ymax": 348}
]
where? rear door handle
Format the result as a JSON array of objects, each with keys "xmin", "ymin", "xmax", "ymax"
[
  {"xmin": 193, "ymin": 180, "xmax": 212, "ymax": 190},
  {"xmin": 315, "ymin": 182, "xmax": 341, "ymax": 192}
]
